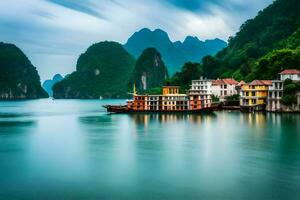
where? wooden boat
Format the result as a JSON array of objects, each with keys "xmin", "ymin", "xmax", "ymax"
[
  {"xmin": 103, "ymin": 105, "xmax": 130, "ymax": 113},
  {"xmin": 103, "ymin": 104, "xmax": 217, "ymax": 114}
]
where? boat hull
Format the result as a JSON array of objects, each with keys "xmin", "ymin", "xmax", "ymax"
[{"xmin": 103, "ymin": 105, "xmax": 216, "ymax": 114}]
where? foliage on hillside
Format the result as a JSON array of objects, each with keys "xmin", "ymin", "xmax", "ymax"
[
  {"xmin": 0, "ymin": 42, "xmax": 48, "ymax": 99},
  {"xmin": 167, "ymin": 62, "xmax": 202, "ymax": 92},
  {"xmin": 240, "ymin": 47, "xmax": 300, "ymax": 81},
  {"xmin": 169, "ymin": 0, "xmax": 300, "ymax": 89},
  {"xmin": 201, "ymin": 0, "xmax": 300, "ymax": 81},
  {"xmin": 53, "ymin": 41, "xmax": 135, "ymax": 98}
]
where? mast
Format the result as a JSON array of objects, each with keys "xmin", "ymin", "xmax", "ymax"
[{"xmin": 133, "ymin": 82, "xmax": 137, "ymax": 96}]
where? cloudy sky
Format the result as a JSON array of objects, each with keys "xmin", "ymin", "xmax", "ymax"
[{"xmin": 0, "ymin": 0, "xmax": 272, "ymax": 81}]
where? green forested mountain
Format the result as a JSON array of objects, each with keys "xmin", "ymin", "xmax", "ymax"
[
  {"xmin": 198, "ymin": 0, "xmax": 300, "ymax": 81},
  {"xmin": 0, "ymin": 42, "xmax": 48, "ymax": 99},
  {"xmin": 130, "ymin": 48, "xmax": 168, "ymax": 92},
  {"xmin": 53, "ymin": 41, "xmax": 135, "ymax": 98}
]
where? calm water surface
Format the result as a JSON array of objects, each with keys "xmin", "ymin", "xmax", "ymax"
[{"xmin": 0, "ymin": 99, "xmax": 299, "ymax": 200}]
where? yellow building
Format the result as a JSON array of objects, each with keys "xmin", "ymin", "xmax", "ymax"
[
  {"xmin": 240, "ymin": 80, "xmax": 272, "ymax": 111},
  {"xmin": 162, "ymin": 86, "xmax": 180, "ymax": 95}
]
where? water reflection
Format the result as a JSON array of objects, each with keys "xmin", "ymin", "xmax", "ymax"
[
  {"xmin": 78, "ymin": 113, "xmax": 218, "ymax": 131},
  {"xmin": 238, "ymin": 112, "xmax": 267, "ymax": 128},
  {"xmin": 0, "ymin": 100, "xmax": 299, "ymax": 199},
  {"xmin": 0, "ymin": 120, "xmax": 35, "ymax": 128},
  {"xmin": 0, "ymin": 113, "xmax": 32, "ymax": 118},
  {"xmin": 128, "ymin": 113, "xmax": 217, "ymax": 126}
]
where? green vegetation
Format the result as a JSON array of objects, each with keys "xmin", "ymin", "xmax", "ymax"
[
  {"xmin": 202, "ymin": 0, "xmax": 300, "ymax": 81},
  {"xmin": 211, "ymin": 95, "xmax": 220, "ymax": 103},
  {"xmin": 225, "ymin": 94, "xmax": 240, "ymax": 102},
  {"xmin": 53, "ymin": 41, "xmax": 135, "ymax": 98},
  {"xmin": 0, "ymin": 42, "xmax": 48, "ymax": 99},
  {"xmin": 139, "ymin": 87, "xmax": 163, "ymax": 95},
  {"xmin": 282, "ymin": 79, "xmax": 300, "ymax": 105},
  {"xmin": 244, "ymin": 47, "xmax": 300, "ymax": 81},
  {"xmin": 168, "ymin": 62, "xmax": 202, "ymax": 92},
  {"xmin": 130, "ymin": 48, "xmax": 168, "ymax": 92},
  {"xmin": 169, "ymin": 0, "xmax": 300, "ymax": 87}
]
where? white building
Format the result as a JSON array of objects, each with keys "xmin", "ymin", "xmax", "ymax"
[
  {"xmin": 280, "ymin": 69, "xmax": 300, "ymax": 81},
  {"xmin": 211, "ymin": 79, "xmax": 239, "ymax": 101},
  {"xmin": 188, "ymin": 77, "xmax": 212, "ymax": 109},
  {"xmin": 266, "ymin": 80, "xmax": 283, "ymax": 112},
  {"xmin": 189, "ymin": 77, "xmax": 212, "ymax": 95}
]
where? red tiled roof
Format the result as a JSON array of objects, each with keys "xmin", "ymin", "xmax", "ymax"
[
  {"xmin": 280, "ymin": 69, "xmax": 300, "ymax": 75},
  {"xmin": 212, "ymin": 79, "xmax": 223, "ymax": 85},
  {"xmin": 212, "ymin": 78, "xmax": 238, "ymax": 85},
  {"xmin": 249, "ymin": 80, "xmax": 272, "ymax": 86}
]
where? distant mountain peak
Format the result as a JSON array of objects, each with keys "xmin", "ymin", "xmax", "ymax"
[
  {"xmin": 204, "ymin": 38, "xmax": 227, "ymax": 43},
  {"xmin": 124, "ymin": 28, "xmax": 227, "ymax": 74},
  {"xmin": 53, "ymin": 74, "xmax": 63, "ymax": 81},
  {"xmin": 153, "ymin": 28, "xmax": 166, "ymax": 33},
  {"xmin": 138, "ymin": 28, "xmax": 151, "ymax": 33},
  {"xmin": 43, "ymin": 74, "xmax": 64, "ymax": 97},
  {"xmin": 184, "ymin": 36, "xmax": 200, "ymax": 43},
  {"xmin": 153, "ymin": 28, "xmax": 167, "ymax": 35}
]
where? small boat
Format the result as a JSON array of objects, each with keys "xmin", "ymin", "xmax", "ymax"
[{"xmin": 103, "ymin": 105, "xmax": 131, "ymax": 113}]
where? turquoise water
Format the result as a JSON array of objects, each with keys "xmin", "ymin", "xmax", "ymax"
[{"xmin": 0, "ymin": 99, "xmax": 299, "ymax": 200}]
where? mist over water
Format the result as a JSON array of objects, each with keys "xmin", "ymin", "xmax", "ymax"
[{"xmin": 0, "ymin": 99, "xmax": 299, "ymax": 200}]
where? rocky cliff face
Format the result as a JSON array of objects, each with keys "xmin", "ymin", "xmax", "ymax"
[
  {"xmin": 130, "ymin": 48, "xmax": 168, "ymax": 91},
  {"xmin": 53, "ymin": 41, "xmax": 135, "ymax": 99},
  {"xmin": 0, "ymin": 42, "xmax": 48, "ymax": 99}
]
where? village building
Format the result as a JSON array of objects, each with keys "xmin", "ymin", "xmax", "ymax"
[
  {"xmin": 240, "ymin": 80, "xmax": 272, "ymax": 111},
  {"xmin": 235, "ymin": 80, "xmax": 245, "ymax": 94},
  {"xmin": 211, "ymin": 78, "xmax": 239, "ymax": 101},
  {"xmin": 280, "ymin": 69, "xmax": 300, "ymax": 81},
  {"xmin": 266, "ymin": 80, "xmax": 283, "ymax": 112},
  {"xmin": 188, "ymin": 77, "xmax": 212, "ymax": 110}
]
